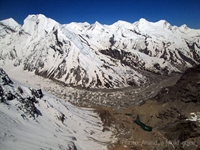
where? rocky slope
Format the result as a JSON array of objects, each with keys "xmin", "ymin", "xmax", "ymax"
[
  {"xmin": 108, "ymin": 65, "xmax": 200, "ymax": 150},
  {"xmin": 0, "ymin": 68, "xmax": 114, "ymax": 150},
  {"xmin": 0, "ymin": 14, "xmax": 200, "ymax": 88}
]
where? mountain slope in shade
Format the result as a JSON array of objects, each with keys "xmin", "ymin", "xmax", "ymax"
[
  {"xmin": 0, "ymin": 14, "xmax": 200, "ymax": 88},
  {"xmin": 0, "ymin": 68, "xmax": 113, "ymax": 150},
  {"xmin": 108, "ymin": 65, "xmax": 200, "ymax": 150}
]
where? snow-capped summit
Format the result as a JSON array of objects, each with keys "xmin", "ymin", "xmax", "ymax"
[
  {"xmin": 0, "ymin": 18, "xmax": 21, "ymax": 31},
  {"xmin": 0, "ymin": 14, "xmax": 200, "ymax": 88},
  {"xmin": 155, "ymin": 20, "xmax": 172, "ymax": 30},
  {"xmin": 63, "ymin": 22, "xmax": 90, "ymax": 34},
  {"xmin": 180, "ymin": 24, "xmax": 189, "ymax": 30},
  {"xmin": 134, "ymin": 18, "xmax": 151, "ymax": 28},
  {"xmin": 133, "ymin": 18, "xmax": 173, "ymax": 35},
  {"xmin": 22, "ymin": 14, "xmax": 59, "ymax": 35},
  {"xmin": 111, "ymin": 20, "xmax": 133, "ymax": 29},
  {"xmin": 89, "ymin": 21, "xmax": 105, "ymax": 32}
]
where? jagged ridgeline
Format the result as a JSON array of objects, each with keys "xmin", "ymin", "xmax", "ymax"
[{"xmin": 0, "ymin": 14, "xmax": 200, "ymax": 88}]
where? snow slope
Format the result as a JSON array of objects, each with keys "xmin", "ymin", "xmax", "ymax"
[
  {"xmin": 0, "ymin": 68, "xmax": 114, "ymax": 150},
  {"xmin": 0, "ymin": 14, "xmax": 200, "ymax": 88}
]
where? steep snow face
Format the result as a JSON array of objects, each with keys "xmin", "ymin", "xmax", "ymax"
[
  {"xmin": 0, "ymin": 14, "xmax": 200, "ymax": 88},
  {"xmin": 0, "ymin": 68, "xmax": 113, "ymax": 150}
]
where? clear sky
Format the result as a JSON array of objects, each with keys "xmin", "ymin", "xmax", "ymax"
[{"xmin": 0, "ymin": 0, "xmax": 200, "ymax": 29}]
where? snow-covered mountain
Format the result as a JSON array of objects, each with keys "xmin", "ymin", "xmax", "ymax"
[
  {"xmin": 0, "ymin": 14, "xmax": 200, "ymax": 88},
  {"xmin": 0, "ymin": 68, "xmax": 113, "ymax": 150}
]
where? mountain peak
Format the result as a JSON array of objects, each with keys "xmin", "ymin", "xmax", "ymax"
[
  {"xmin": 155, "ymin": 20, "xmax": 172, "ymax": 29},
  {"xmin": 134, "ymin": 18, "xmax": 152, "ymax": 26},
  {"xmin": 89, "ymin": 21, "xmax": 103, "ymax": 30},
  {"xmin": 0, "ymin": 18, "xmax": 21, "ymax": 30},
  {"xmin": 93, "ymin": 21, "xmax": 101, "ymax": 26},
  {"xmin": 139, "ymin": 18, "xmax": 148, "ymax": 22},
  {"xmin": 26, "ymin": 14, "xmax": 47, "ymax": 20},
  {"xmin": 156, "ymin": 19, "xmax": 169, "ymax": 25},
  {"xmin": 112, "ymin": 20, "xmax": 132, "ymax": 28},
  {"xmin": 116, "ymin": 20, "xmax": 129, "ymax": 24},
  {"xmin": 180, "ymin": 24, "xmax": 189, "ymax": 30},
  {"xmin": 22, "ymin": 14, "xmax": 58, "ymax": 35},
  {"xmin": 137, "ymin": 18, "xmax": 150, "ymax": 24}
]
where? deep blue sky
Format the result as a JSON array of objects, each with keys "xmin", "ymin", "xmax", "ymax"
[{"xmin": 0, "ymin": 0, "xmax": 200, "ymax": 29}]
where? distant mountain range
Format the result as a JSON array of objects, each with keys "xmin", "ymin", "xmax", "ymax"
[{"xmin": 0, "ymin": 14, "xmax": 200, "ymax": 88}]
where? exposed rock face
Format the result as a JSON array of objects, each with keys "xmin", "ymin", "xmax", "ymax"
[
  {"xmin": 156, "ymin": 65, "xmax": 200, "ymax": 103},
  {"xmin": 0, "ymin": 68, "xmax": 42, "ymax": 118},
  {"xmin": 0, "ymin": 68, "xmax": 13, "ymax": 85},
  {"xmin": 0, "ymin": 14, "xmax": 200, "ymax": 88},
  {"xmin": 29, "ymin": 88, "xmax": 43, "ymax": 99}
]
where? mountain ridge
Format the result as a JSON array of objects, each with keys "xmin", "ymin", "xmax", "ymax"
[{"xmin": 0, "ymin": 14, "xmax": 200, "ymax": 88}]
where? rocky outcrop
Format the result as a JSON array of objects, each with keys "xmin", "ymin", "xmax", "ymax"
[
  {"xmin": 0, "ymin": 68, "xmax": 13, "ymax": 85},
  {"xmin": 0, "ymin": 68, "xmax": 42, "ymax": 118}
]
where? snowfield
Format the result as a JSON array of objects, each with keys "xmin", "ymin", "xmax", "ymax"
[{"xmin": 0, "ymin": 68, "xmax": 114, "ymax": 150}]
